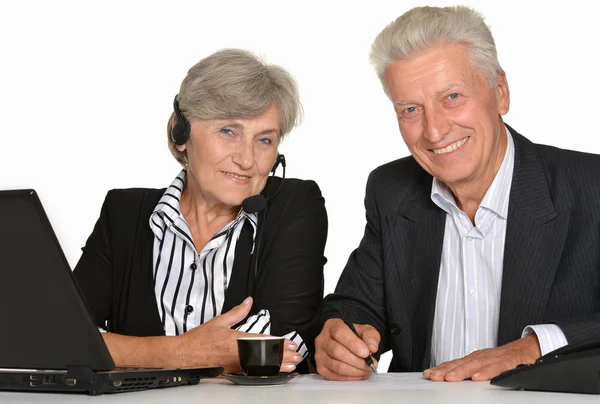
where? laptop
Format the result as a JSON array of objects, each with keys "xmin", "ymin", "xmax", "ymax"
[{"xmin": 0, "ymin": 189, "xmax": 223, "ymax": 395}]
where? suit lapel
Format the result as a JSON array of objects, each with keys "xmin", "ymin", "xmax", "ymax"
[
  {"xmin": 497, "ymin": 129, "xmax": 569, "ymax": 344},
  {"xmin": 141, "ymin": 226, "xmax": 166, "ymax": 335},
  {"xmin": 222, "ymin": 220, "xmax": 254, "ymax": 314},
  {"xmin": 388, "ymin": 175, "xmax": 446, "ymax": 370}
]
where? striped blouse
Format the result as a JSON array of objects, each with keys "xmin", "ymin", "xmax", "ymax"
[{"xmin": 149, "ymin": 170, "xmax": 306, "ymax": 357}]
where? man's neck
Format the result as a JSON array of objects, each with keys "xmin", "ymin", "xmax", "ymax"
[{"xmin": 446, "ymin": 127, "xmax": 509, "ymax": 224}]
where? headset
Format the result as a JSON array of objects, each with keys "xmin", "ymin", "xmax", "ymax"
[
  {"xmin": 171, "ymin": 96, "xmax": 191, "ymax": 146},
  {"xmin": 171, "ymin": 94, "xmax": 285, "ymax": 175},
  {"xmin": 171, "ymin": 94, "xmax": 286, "ymax": 284}
]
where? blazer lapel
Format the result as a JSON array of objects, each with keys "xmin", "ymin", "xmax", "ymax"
[
  {"xmin": 140, "ymin": 226, "xmax": 166, "ymax": 336},
  {"xmin": 222, "ymin": 220, "xmax": 254, "ymax": 314},
  {"xmin": 497, "ymin": 129, "xmax": 569, "ymax": 344},
  {"xmin": 388, "ymin": 175, "xmax": 446, "ymax": 370}
]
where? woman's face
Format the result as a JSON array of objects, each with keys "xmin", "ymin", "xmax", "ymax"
[{"xmin": 177, "ymin": 104, "xmax": 280, "ymax": 208}]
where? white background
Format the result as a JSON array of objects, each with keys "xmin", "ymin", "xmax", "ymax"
[{"xmin": 1, "ymin": 0, "xmax": 599, "ymax": 370}]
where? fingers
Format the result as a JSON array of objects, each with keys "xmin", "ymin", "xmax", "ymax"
[
  {"xmin": 429, "ymin": 357, "xmax": 513, "ymax": 382},
  {"xmin": 213, "ymin": 297, "xmax": 253, "ymax": 328},
  {"xmin": 440, "ymin": 358, "xmax": 483, "ymax": 382},
  {"xmin": 283, "ymin": 338, "xmax": 298, "ymax": 352},
  {"xmin": 280, "ymin": 350, "xmax": 303, "ymax": 373},
  {"xmin": 424, "ymin": 348, "xmax": 520, "ymax": 382},
  {"xmin": 316, "ymin": 350, "xmax": 372, "ymax": 381},
  {"xmin": 323, "ymin": 336, "xmax": 373, "ymax": 371},
  {"xmin": 315, "ymin": 319, "xmax": 375, "ymax": 381},
  {"xmin": 423, "ymin": 358, "xmax": 468, "ymax": 381},
  {"xmin": 471, "ymin": 359, "xmax": 516, "ymax": 381},
  {"xmin": 356, "ymin": 324, "xmax": 381, "ymax": 354},
  {"xmin": 329, "ymin": 320, "xmax": 371, "ymax": 359}
]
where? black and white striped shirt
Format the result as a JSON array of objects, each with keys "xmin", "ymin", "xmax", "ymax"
[{"xmin": 149, "ymin": 170, "xmax": 307, "ymax": 357}]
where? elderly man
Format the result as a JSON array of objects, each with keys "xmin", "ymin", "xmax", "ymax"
[{"xmin": 315, "ymin": 6, "xmax": 600, "ymax": 382}]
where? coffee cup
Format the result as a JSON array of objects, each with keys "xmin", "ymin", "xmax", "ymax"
[{"xmin": 237, "ymin": 336, "xmax": 284, "ymax": 377}]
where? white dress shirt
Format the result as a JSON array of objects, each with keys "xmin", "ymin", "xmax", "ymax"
[{"xmin": 429, "ymin": 128, "xmax": 567, "ymax": 367}]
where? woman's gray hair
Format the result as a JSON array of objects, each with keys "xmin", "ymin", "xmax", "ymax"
[
  {"xmin": 370, "ymin": 6, "xmax": 502, "ymax": 97},
  {"xmin": 168, "ymin": 49, "xmax": 302, "ymax": 166}
]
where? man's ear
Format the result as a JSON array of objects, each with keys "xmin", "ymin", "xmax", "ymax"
[{"xmin": 495, "ymin": 70, "xmax": 510, "ymax": 116}]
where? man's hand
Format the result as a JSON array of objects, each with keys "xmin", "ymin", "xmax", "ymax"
[
  {"xmin": 423, "ymin": 334, "xmax": 542, "ymax": 382},
  {"xmin": 314, "ymin": 318, "xmax": 380, "ymax": 381}
]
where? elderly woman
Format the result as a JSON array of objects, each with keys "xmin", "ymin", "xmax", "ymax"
[{"xmin": 73, "ymin": 49, "xmax": 327, "ymax": 374}]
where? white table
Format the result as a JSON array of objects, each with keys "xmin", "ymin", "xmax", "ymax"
[{"xmin": 1, "ymin": 373, "xmax": 598, "ymax": 403}]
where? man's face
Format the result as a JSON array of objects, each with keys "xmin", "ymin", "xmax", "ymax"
[{"xmin": 384, "ymin": 43, "xmax": 510, "ymax": 190}]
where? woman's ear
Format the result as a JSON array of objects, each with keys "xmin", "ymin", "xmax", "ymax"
[{"xmin": 171, "ymin": 114, "xmax": 187, "ymax": 152}]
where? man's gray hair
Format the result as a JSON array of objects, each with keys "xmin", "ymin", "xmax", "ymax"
[
  {"xmin": 370, "ymin": 6, "xmax": 502, "ymax": 96},
  {"xmin": 168, "ymin": 49, "xmax": 302, "ymax": 166}
]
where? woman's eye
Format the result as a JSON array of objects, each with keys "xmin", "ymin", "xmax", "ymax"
[
  {"xmin": 219, "ymin": 128, "xmax": 234, "ymax": 136},
  {"xmin": 448, "ymin": 93, "xmax": 459, "ymax": 100},
  {"xmin": 259, "ymin": 137, "xmax": 273, "ymax": 145}
]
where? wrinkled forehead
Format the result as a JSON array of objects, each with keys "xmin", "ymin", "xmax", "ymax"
[{"xmin": 384, "ymin": 44, "xmax": 485, "ymax": 101}]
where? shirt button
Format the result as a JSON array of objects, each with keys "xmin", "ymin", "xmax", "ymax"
[
  {"xmin": 185, "ymin": 305, "xmax": 194, "ymax": 314},
  {"xmin": 470, "ymin": 289, "xmax": 477, "ymax": 296},
  {"xmin": 190, "ymin": 262, "xmax": 197, "ymax": 270}
]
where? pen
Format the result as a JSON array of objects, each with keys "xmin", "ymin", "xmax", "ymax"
[{"xmin": 338, "ymin": 311, "xmax": 378, "ymax": 375}]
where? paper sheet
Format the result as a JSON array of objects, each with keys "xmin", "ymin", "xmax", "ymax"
[{"xmin": 292, "ymin": 373, "xmax": 452, "ymax": 390}]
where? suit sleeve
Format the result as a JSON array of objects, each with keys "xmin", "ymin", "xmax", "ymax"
[
  {"xmin": 321, "ymin": 172, "xmax": 390, "ymax": 356},
  {"xmin": 72, "ymin": 190, "xmax": 115, "ymax": 329},
  {"xmin": 552, "ymin": 316, "xmax": 600, "ymax": 346},
  {"xmin": 253, "ymin": 180, "xmax": 327, "ymax": 358}
]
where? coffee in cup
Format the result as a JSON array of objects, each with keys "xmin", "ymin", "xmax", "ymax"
[{"xmin": 237, "ymin": 336, "xmax": 284, "ymax": 377}]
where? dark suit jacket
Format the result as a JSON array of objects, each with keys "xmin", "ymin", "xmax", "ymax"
[
  {"xmin": 322, "ymin": 126, "xmax": 600, "ymax": 372},
  {"xmin": 73, "ymin": 177, "xmax": 327, "ymax": 371}
]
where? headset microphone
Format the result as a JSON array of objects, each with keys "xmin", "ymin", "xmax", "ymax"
[
  {"xmin": 239, "ymin": 153, "xmax": 286, "ymax": 284},
  {"xmin": 241, "ymin": 154, "xmax": 286, "ymax": 214},
  {"xmin": 242, "ymin": 195, "xmax": 267, "ymax": 214}
]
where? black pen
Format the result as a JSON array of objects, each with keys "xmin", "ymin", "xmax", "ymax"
[{"xmin": 338, "ymin": 313, "xmax": 378, "ymax": 375}]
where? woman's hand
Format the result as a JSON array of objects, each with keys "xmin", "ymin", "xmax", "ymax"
[
  {"xmin": 104, "ymin": 296, "xmax": 305, "ymax": 373},
  {"xmin": 177, "ymin": 297, "xmax": 254, "ymax": 372},
  {"xmin": 178, "ymin": 297, "xmax": 305, "ymax": 373},
  {"xmin": 281, "ymin": 341, "xmax": 303, "ymax": 372}
]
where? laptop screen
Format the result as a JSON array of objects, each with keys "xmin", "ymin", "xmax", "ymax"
[{"xmin": 0, "ymin": 189, "xmax": 114, "ymax": 371}]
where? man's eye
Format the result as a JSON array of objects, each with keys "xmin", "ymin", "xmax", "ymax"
[
  {"xmin": 448, "ymin": 93, "xmax": 459, "ymax": 100},
  {"xmin": 405, "ymin": 106, "xmax": 417, "ymax": 113}
]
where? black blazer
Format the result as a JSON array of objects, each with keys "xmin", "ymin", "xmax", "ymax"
[
  {"xmin": 73, "ymin": 177, "xmax": 328, "ymax": 369},
  {"xmin": 322, "ymin": 125, "xmax": 600, "ymax": 372}
]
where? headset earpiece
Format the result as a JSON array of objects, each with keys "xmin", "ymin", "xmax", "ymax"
[
  {"xmin": 171, "ymin": 95, "xmax": 191, "ymax": 146},
  {"xmin": 271, "ymin": 154, "xmax": 286, "ymax": 174}
]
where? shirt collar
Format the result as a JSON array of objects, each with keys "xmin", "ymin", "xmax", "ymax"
[
  {"xmin": 479, "ymin": 127, "xmax": 514, "ymax": 220},
  {"xmin": 152, "ymin": 169, "xmax": 186, "ymax": 222},
  {"xmin": 431, "ymin": 126, "xmax": 515, "ymax": 220},
  {"xmin": 150, "ymin": 169, "xmax": 258, "ymax": 247}
]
